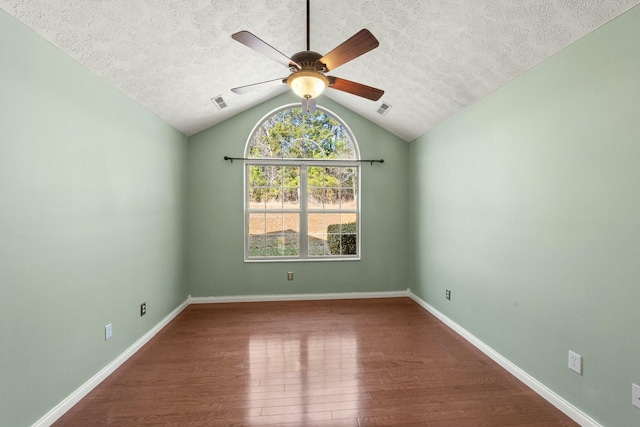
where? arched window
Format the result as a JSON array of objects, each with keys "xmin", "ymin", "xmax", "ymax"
[{"xmin": 244, "ymin": 105, "xmax": 360, "ymax": 261}]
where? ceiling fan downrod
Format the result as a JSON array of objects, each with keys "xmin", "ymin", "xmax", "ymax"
[{"xmin": 306, "ymin": 0, "xmax": 310, "ymax": 51}]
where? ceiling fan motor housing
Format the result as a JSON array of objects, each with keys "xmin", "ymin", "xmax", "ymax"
[
  {"xmin": 290, "ymin": 51, "xmax": 326, "ymax": 72},
  {"xmin": 287, "ymin": 51, "xmax": 329, "ymax": 99}
]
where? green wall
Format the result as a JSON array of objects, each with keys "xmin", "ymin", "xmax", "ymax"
[
  {"xmin": 4, "ymin": 2, "xmax": 638, "ymax": 425},
  {"xmin": 0, "ymin": 11, "xmax": 189, "ymax": 427},
  {"xmin": 187, "ymin": 92, "xmax": 411, "ymax": 297},
  {"xmin": 409, "ymin": 6, "xmax": 640, "ymax": 427}
]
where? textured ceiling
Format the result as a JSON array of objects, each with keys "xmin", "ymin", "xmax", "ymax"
[{"xmin": 2, "ymin": 1, "xmax": 639, "ymax": 142}]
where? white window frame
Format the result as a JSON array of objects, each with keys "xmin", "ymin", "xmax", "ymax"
[{"xmin": 243, "ymin": 105, "xmax": 361, "ymax": 262}]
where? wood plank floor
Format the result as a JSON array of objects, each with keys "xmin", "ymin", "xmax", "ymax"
[{"xmin": 54, "ymin": 298, "xmax": 578, "ymax": 426}]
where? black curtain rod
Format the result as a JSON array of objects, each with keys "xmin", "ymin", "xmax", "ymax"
[{"xmin": 223, "ymin": 156, "xmax": 384, "ymax": 165}]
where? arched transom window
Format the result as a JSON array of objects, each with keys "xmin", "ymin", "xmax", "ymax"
[{"xmin": 244, "ymin": 105, "xmax": 360, "ymax": 261}]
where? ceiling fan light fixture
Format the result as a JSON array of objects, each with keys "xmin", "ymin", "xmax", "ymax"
[{"xmin": 287, "ymin": 71, "xmax": 329, "ymax": 99}]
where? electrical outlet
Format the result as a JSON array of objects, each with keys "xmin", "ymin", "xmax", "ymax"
[
  {"xmin": 140, "ymin": 302, "xmax": 146, "ymax": 316},
  {"xmin": 287, "ymin": 272, "xmax": 293, "ymax": 281},
  {"xmin": 633, "ymin": 383, "xmax": 640, "ymax": 409},
  {"xmin": 105, "ymin": 323, "xmax": 112, "ymax": 341},
  {"xmin": 568, "ymin": 350, "xmax": 582, "ymax": 375},
  {"xmin": 445, "ymin": 290, "xmax": 451, "ymax": 300}
]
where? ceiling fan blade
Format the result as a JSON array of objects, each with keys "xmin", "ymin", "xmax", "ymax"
[
  {"xmin": 328, "ymin": 77, "xmax": 384, "ymax": 101},
  {"xmin": 317, "ymin": 29, "xmax": 379, "ymax": 72},
  {"xmin": 232, "ymin": 31, "xmax": 301, "ymax": 69},
  {"xmin": 231, "ymin": 78, "xmax": 287, "ymax": 95}
]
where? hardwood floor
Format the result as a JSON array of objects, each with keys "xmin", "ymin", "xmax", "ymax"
[{"xmin": 54, "ymin": 298, "xmax": 578, "ymax": 426}]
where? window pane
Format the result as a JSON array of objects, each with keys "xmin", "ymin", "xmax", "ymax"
[
  {"xmin": 308, "ymin": 213, "xmax": 324, "ymax": 234},
  {"xmin": 322, "ymin": 216, "xmax": 357, "ymax": 256},
  {"xmin": 248, "ymin": 213, "xmax": 266, "ymax": 235},
  {"xmin": 283, "ymin": 213, "xmax": 300, "ymax": 234},
  {"xmin": 325, "ymin": 186, "xmax": 339, "ymax": 207},
  {"xmin": 308, "ymin": 233, "xmax": 329, "ymax": 256},
  {"xmin": 283, "ymin": 233, "xmax": 299, "ymax": 256},
  {"xmin": 283, "ymin": 166, "xmax": 300, "ymax": 210},
  {"xmin": 340, "ymin": 167, "xmax": 357, "ymax": 187},
  {"xmin": 340, "ymin": 167, "xmax": 357, "ymax": 210},
  {"xmin": 307, "ymin": 166, "xmax": 324, "ymax": 208},
  {"xmin": 339, "ymin": 188, "xmax": 354, "ymax": 209},
  {"xmin": 308, "ymin": 213, "xmax": 327, "ymax": 255},
  {"xmin": 248, "ymin": 235, "xmax": 266, "ymax": 257},
  {"xmin": 248, "ymin": 213, "xmax": 266, "ymax": 257},
  {"xmin": 283, "ymin": 188, "xmax": 299, "ymax": 209},
  {"xmin": 248, "ymin": 166, "xmax": 301, "ymax": 211},
  {"xmin": 283, "ymin": 167, "xmax": 299, "ymax": 188},
  {"xmin": 308, "ymin": 213, "xmax": 355, "ymax": 257},
  {"xmin": 265, "ymin": 166, "xmax": 281, "ymax": 187},
  {"xmin": 248, "ymin": 188, "xmax": 266, "ymax": 209},
  {"xmin": 248, "ymin": 165, "xmax": 265, "ymax": 187},
  {"xmin": 341, "ymin": 213, "xmax": 358, "ymax": 226},
  {"xmin": 307, "ymin": 166, "xmax": 349, "ymax": 210},
  {"xmin": 257, "ymin": 213, "xmax": 299, "ymax": 257},
  {"xmin": 247, "ymin": 108, "xmax": 357, "ymax": 161},
  {"xmin": 308, "ymin": 187, "xmax": 323, "ymax": 209},
  {"xmin": 308, "ymin": 213, "xmax": 341, "ymax": 233},
  {"xmin": 265, "ymin": 190, "xmax": 283, "ymax": 210}
]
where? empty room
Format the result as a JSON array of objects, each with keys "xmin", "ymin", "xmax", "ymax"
[{"xmin": 1, "ymin": 1, "xmax": 639, "ymax": 426}]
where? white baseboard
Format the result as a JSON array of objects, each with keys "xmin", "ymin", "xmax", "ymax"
[
  {"xmin": 189, "ymin": 290, "xmax": 409, "ymax": 304},
  {"xmin": 32, "ymin": 298, "xmax": 190, "ymax": 427},
  {"xmin": 34, "ymin": 290, "xmax": 600, "ymax": 427},
  {"xmin": 406, "ymin": 289, "xmax": 602, "ymax": 427}
]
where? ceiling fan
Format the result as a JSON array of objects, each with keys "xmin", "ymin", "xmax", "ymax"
[{"xmin": 230, "ymin": 0, "xmax": 384, "ymax": 113}]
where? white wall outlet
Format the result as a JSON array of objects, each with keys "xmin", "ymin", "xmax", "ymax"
[
  {"xmin": 633, "ymin": 383, "xmax": 640, "ymax": 409},
  {"xmin": 568, "ymin": 350, "xmax": 582, "ymax": 375},
  {"xmin": 105, "ymin": 323, "xmax": 112, "ymax": 341},
  {"xmin": 287, "ymin": 272, "xmax": 293, "ymax": 280}
]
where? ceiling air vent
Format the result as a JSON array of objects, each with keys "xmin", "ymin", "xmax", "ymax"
[
  {"xmin": 377, "ymin": 101, "xmax": 391, "ymax": 116},
  {"xmin": 211, "ymin": 95, "xmax": 228, "ymax": 110}
]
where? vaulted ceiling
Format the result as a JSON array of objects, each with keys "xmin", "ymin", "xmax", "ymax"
[{"xmin": 2, "ymin": 1, "xmax": 638, "ymax": 142}]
